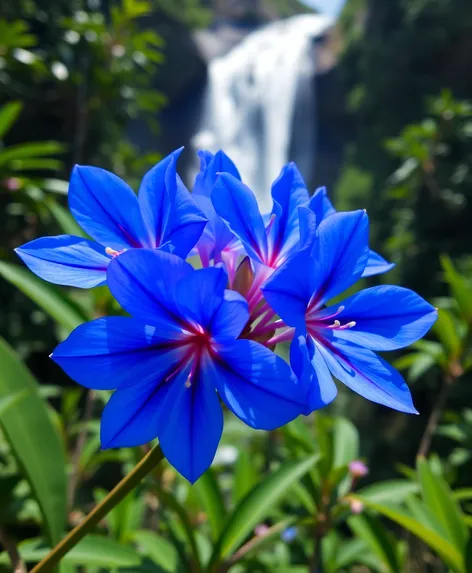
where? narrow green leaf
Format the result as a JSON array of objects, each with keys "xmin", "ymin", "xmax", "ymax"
[
  {"xmin": 209, "ymin": 454, "xmax": 319, "ymax": 566},
  {"xmin": 46, "ymin": 198, "xmax": 86, "ymax": 237},
  {"xmin": 356, "ymin": 496, "xmax": 464, "ymax": 572},
  {"xmin": 0, "ymin": 101, "xmax": 22, "ymax": 139},
  {"xmin": 454, "ymin": 488, "xmax": 472, "ymax": 502},
  {"xmin": 441, "ymin": 255, "xmax": 472, "ymax": 323},
  {"xmin": 348, "ymin": 514, "xmax": 399, "ymax": 573},
  {"xmin": 0, "ymin": 141, "xmax": 64, "ymax": 164},
  {"xmin": 332, "ymin": 417, "xmax": 359, "ymax": 468},
  {"xmin": 465, "ymin": 538, "xmax": 472, "ymax": 573},
  {"xmin": 194, "ymin": 469, "xmax": 226, "ymax": 540},
  {"xmin": 0, "ymin": 536, "xmax": 141, "ymax": 567},
  {"xmin": 232, "ymin": 450, "xmax": 258, "ymax": 506},
  {"xmin": 0, "ymin": 261, "xmax": 87, "ymax": 332},
  {"xmin": 432, "ymin": 309, "xmax": 462, "ymax": 359},
  {"xmin": 153, "ymin": 486, "xmax": 199, "ymax": 563},
  {"xmin": 0, "ymin": 390, "xmax": 28, "ymax": 416},
  {"xmin": 131, "ymin": 530, "xmax": 179, "ymax": 572},
  {"xmin": 417, "ymin": 457, "xmax": 468, "ymax": 551},
  {"xmin": 356, "ymin": 480, "xmax": 419, "ymax": 504},
  {"xmin": 405, "ymin": 495, "xmax": 443, "ymax": 534},
  {"xmin": 0, "ymin": 338, "xmax": 67, "ymax": 545}
]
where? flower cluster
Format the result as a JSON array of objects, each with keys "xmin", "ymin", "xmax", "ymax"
[{"xmin": 16, "ymin": 148, "xmax": 437, "ymax": 482}]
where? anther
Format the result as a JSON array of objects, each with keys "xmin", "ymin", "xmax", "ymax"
[
  {"xmin": 185, "ymin": 378, "xmax": 192, "ymax": 389},
  {"xmin": 333, "ymin": 320, "xmax": 341, "ymax": 327},
  {"xmin": 105, "ymin": 247, "xmax": 120, "ymax": 257},
  {"xmin": 338, "ymin": 321, "xmax": 356, "ymax": 330}
]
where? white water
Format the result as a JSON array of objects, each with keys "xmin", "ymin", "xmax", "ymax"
[{"xmin": 192, "ymin": 14, "xmax": 333, "ymax": 211}]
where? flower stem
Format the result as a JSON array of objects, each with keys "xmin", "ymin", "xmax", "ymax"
[{"xmin": 30, "ymin": 444, "xmax": 165, "ymax": 573}]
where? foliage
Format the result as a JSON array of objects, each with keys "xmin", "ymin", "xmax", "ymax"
[{"xmin": 0, "ymin": 0, "xmax": 472, "ymax": 572}]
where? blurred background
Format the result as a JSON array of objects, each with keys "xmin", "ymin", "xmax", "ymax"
[{"xmin": 1, "ymin": 1, "xmax": 472, "ymax": 572}]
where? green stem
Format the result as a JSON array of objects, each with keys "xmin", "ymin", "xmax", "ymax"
[{"xmin": 30, "ymin": 444, "xmax": 165, "ymax": 573}]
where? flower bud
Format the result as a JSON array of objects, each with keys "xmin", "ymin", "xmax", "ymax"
[{"xmin": 348, "ymin": 460, "xmax": 369, "ymax": 478}]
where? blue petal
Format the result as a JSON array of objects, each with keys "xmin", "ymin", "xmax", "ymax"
[
  {"xmin": 319, "ymin": 338, "xmax": 418, "ymax": 414},
  {"xmin": 162, "ymin": 176, "xmax": 208, "ymax": 258},
  {"xmin": 138, "ymin": 148, "xmax": 207, "ymax": 256},
  {"xmin": 175, "ymin": 266, "xmax": 228, "ymax": 331},
  {"xmin": 310, "ymin": 210, "xmax": 370, "ymax": 306},
  {"xmin": 290, "ymin": 333, "xmax": 337, "ymax": 413},
  {"xmin": 52, "ymin": 317, "xmax": 184, "ymax": 390},
  {"xmin": 107, "ymin": 249, "xmax": 193, "ymax": 325},
  {"xmin": 262, "ymin": 249, "xmax": 316, "ymax": 330},
  {"xmin": 331, "ymin": 286, "xmax": 437, "ymax": 351},
  {"xmin": 211, "ymin": 290, "xmax": 249, "ymax": 338},
  {"xmin": 194, "ymin": 150, "xmax": 241, "ymax": 197},
  {"xmin": 268, "ymin": 163, "xmax": 309, "ymax": 261},
  {"xmin": 298, "ymin": 207, "xmax": 317, "ymax": 250},
  {"xmin": 362, "ymin": 249, "xmax": 396, "ymax": 277},
  {"xmin": 212, "ymin": 173, "xmax": 268, "ymax": 263},
  {"xmin": 209, "ymin": 339, "xmax": 305, "ymax": 430},
  {"xmin": 156, "ymin": 365, "xmax": 223, "ymax": 483},
  {"xmin": 193, "ymin": 151, "xmax": 239, "ymax": 258},
  {"xmin": 69, "ymin": 165, "xmax": 149, "ymax": 250},
  {"xmin": 308, "ymin": 186, "xmax": 336, "ymax": 223},
  {"xmin": 138, "ymin": 148, "xmax": 183, "ymax": 247},
  {"xmin": 15, "ymin": 235, "xmax": 110, "ymax": 288},
  {"xmin": 101, "ymin": 363, "xmax": 222, "ymax": 482}
]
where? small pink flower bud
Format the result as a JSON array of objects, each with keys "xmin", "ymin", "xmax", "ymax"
[
  {"xmin": 349, "ymin": 460, "xmax": 369, "ymax": 478},
  {"xmin": 3, "ymin": 177, "xmax": 21, "ymax": 191},
  {"xmin": 349, "ymin": 499, "xmax": 364, "ymax": 514},
  {"xmin": 254, "ymin": 524, "xmax": 270, "ymax": 537}
]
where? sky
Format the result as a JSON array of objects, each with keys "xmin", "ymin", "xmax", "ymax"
[{"xmin": 300, "ymin": 0, "xmax": 347, "ymax": 17}]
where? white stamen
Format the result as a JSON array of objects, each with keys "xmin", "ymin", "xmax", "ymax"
[{"xmin": 185, "ymin": 378, "xmax": 192, "ymax": 388}]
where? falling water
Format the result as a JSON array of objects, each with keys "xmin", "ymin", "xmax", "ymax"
[{"xmin": 191, "ymin": 14, "xmax": 333, "ymax": 211}]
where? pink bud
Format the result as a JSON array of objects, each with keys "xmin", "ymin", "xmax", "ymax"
[
  {"xmin": 349, "ymin": 460, "xmax": 369, "ymax": 478},
  {"xmin": 254, "ymin": 524, "xmax": 270, "ymax": 537},
  {"xmin": 3, "ymin": 177, "xmax": 21, "ymax": 191},
  {"xmin": 349, "ymin": 499, "xmax": 364, "ymax": 514}
]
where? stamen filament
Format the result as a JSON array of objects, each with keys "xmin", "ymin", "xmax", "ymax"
[{"xmin": 266, "ymin": 328, "xmax": 295, "ymax": 347}]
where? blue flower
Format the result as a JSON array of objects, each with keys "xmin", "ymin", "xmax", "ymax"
[
  {"xmin": 15, "ymin": 148, "xmax": 207, "ymax": 288},
  {"xmin": 281, "ymin": 526, "xmax": 298, "ymax": 543},
  {"xmin": 192, "ymin": 150, "xmax": 244, "ymax": 284},
  {"xmin": 309, "ymin": 186, "xmax": 394, "ymax": 277},
  {"xmin": 51, "ymin": 249, "xmax": 306, "ymax": 482},
  {"xmin": 262, "ymin": 210, "xmax": 437, "ymax": 414},
  {"xmin": 212, "ymin": 162, "xmax": 309, "ymax": 272}
]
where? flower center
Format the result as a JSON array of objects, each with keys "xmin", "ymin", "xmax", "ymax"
[{"xmin": 305, "ymin": 304, "xmax": 356, "ymax": 335}]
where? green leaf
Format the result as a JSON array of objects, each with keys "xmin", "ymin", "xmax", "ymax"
[
  {"xmin": 0, "ymin": 390, "xmax": 28, "ymax": 416},
  {"xmin": 232, "ymin": 450, "xmax": 258, "ymax": 506},
  {"xmin": 154, "ymin": 486, "xmax": 201, "ymax": 567},
  {"xmin": 0, "ymin": 101, "xmax": 23, "ymax": 139},
  {"xmin": 441, "ymin": 255, "xmax": 472, "ymax": 323},
  {"xmin": 0, "ymin": 141, "xmax": 64, "ymax": 164},
  {"xmin": 0, "ymin": 338, "xmax": 67, "ymax": 545},
  {"xmin": 417, "ymin": 457, "xmax": 468, "ymax": 551},
  {"xmin": 209, "ymin": 454, "xmax": 319, "ymax": 567},
  {"xmin": 193, "ymin": 469, "xmax": 226, "ymax": 540},
  {"xmin": 348, "ymin": 514, "xmax": 399, "ymax": 573},
  {"xmin": 356, "ymin": 480, "xmax": 419, "ymax": 504},
  {"xmin": 356, "ymin": 496, "xmax": 465, "ymax": 572},
  {"xmin": 433, "ymin": 309, "xmax": 462, "ymax": 359},
  {"xmin": 131, "ymin": 530, "xmax": 179, "ymax": 572},
  {"xmin": 0, "ymin": 261, "xmax": 87, "ymax": 332},
  {"xmin": 332, "ymin": 417, "xmax": 359, "ymax": 468},
  {"xmin": 465, "ymin": 537, "xmax": 472, "ymax": 573},
  {"xmin": 46, "ymin": 198, "xmax": 86, "ymax": 237},
  {"xmin": 0, "ymin": 536, "xmax": 141, "ymax": 567}
]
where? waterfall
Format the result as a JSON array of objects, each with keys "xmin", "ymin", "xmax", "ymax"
[{"xmin": 191, "ymin": 14, "xmax": 333, "ymax": 211}]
